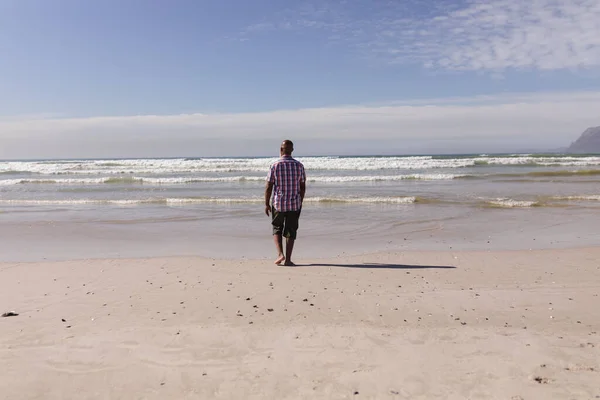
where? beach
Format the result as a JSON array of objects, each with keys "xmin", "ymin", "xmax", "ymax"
[
  {"xmin": 1, "ymin": 248, "xmax": 599, "ymax": 399},
  {"xmin": 1, "ymin": 154, "xmax": 600, "ymax": 399},
  {"xmin": 4, "ymin": 0, "xmax": 600, "ymax": 396}
]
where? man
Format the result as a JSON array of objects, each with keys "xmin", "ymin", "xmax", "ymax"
[{"xmin": 265, "ymin": 140, "xmax": 306, "ymax": 266}]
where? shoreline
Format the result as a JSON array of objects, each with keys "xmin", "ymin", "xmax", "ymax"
[
  {"xmin": 3, "ymin": 203, "xmax": 600, "ymax": 264},
  {"xmin": 2, "ymin": 243, "xmax": 600, "ymax": 265},
  {"xmin": 2, "ymin": 247, "xmax": 599, "ymax": 399}
]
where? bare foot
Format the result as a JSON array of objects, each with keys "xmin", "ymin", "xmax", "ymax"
[
  {"xmin": 274, "ymin": 255, "xmax": 285, "ymax": 265},
  {"xmin": 284, "ymin": 261, "xmax": 296, "ymax": 266}
]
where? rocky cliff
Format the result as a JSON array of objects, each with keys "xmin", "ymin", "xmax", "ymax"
[{"xmin": 567, "ymin": 126, "xmax": 600, "ymax": 154}]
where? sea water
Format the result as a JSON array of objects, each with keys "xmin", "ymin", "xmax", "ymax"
[{"xmin": 1, "ymin": 154, "xmax": 599, "ymax": 261}]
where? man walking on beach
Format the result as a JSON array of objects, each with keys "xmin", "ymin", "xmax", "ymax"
[{"xmin": 265, "ymin": 140, "xmax": 306, "ymax": 266}]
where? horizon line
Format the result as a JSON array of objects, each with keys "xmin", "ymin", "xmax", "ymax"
[{"xmin": 1, "ymin": 150, "xmax": 587, "ymax": 163}]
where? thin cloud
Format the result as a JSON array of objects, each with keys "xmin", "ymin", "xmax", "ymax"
[
  {"xmin": 240, "ymin": 0, "xmax": 600, "ymax": 71},
  {"xmin": 1, "ymin": 91, "xmax": 599, "ymax": 158}
]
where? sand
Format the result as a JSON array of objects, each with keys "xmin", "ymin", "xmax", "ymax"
[{"xmin": 1, "ymin": 248, "xmax": 599, "ymax": 399}]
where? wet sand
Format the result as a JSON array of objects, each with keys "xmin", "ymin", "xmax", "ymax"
[
  {"xmin": 1, "ymin": 248, "xmax": 599, "ymax": 399},
  {"xmin": 2, "ymin": 204, "xmax": 600, "ymax": 263}
]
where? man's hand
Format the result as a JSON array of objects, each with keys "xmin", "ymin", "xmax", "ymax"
[{"xmin": 265, "ymin": 205, "xmax": 271, "ymax": 216}]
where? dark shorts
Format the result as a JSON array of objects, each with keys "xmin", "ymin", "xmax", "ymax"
[{"xmin": 271, "ymin": 207, "xmax": 301, "ymax": 240}]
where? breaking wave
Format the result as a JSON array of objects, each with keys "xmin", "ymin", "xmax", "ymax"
[
  {"xmin": 519, "ymin": 169, "xmax": 600, "ymax": 178},
  {"xmin": 552, "ymin": 195, "xmax": 600, "ymax": 201},
  {"xmin": 2, "ymin": 155, "xmax": 600, "ymax": 175},
  {"xmin": 0, "ymin": 174, "xmax": 468, "ymax": 186},
  {"xmin": 0, "ymin": 196, "xmax": 419, "ymax": 206},
  {"xmin": 3, "ymin": 194, "xmax": 598, "ymax": 208},
  {"xmin": 307, "ymin": 196, "xmax": 417, "ymax": 204},
  {"xmin": 485, "ymin": 198, "xmax": 542, "ymax": 208}
]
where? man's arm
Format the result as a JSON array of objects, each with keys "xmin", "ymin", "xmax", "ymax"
[
  {"xmin": 265, "ymin": 181, "xmax": 273, "ymax": 216},
  {"xmin": 300, "ymin": 166, "xmax": 306, "ymax": 204},
  {"xmin": 299, "ymin": 181, "xmax": 306, "ymax": 204}
]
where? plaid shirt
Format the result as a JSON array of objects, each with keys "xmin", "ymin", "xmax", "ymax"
[{"xmin": 266, "ymin": 155, "xmax": 306, "ymax": 212}]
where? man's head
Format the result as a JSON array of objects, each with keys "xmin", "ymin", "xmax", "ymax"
[{"xmin": 280, "ymin": 140, "xmax": 294, "ymax": 156}]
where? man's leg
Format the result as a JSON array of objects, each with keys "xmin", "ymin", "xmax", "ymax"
[
  {"xmin": 284, "ymin": 238, "xmax": 295, "ymax": 266},
  {"xmin": 283, "ymin": 210, "xmax": 300, "ymax": 266},
  {"xmin": 271, "ymin": 208, "xmax": 285, "ymax": 265},
  {"xmin": 273, "ymin": 234, "xmax": 285, "ymax": 265}
]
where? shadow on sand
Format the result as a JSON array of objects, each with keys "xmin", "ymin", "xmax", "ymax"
[{"xmin": 296, "ymin": 263, "xmax": 456, "ymax": 270}]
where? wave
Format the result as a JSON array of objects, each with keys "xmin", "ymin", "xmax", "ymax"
[
  {"xmin": 0, "ymin": 198, "xmax": 263, "ymax": 206},
  {"xmin": 492, "ymin": 169, "xmax": 600, "ymax": 179},
  {"xmin": 524, "ymin": 169, "xmax": 600, "ymax": 177},
  {"xmin": 0, "ymin": 170, "xmax": 34, "ymax": 175},
  {"xmin": 307, "ymin": 196, "xmax": 417, "ymax": 204},
  {"xmin": 3, "ymin": 155, "xmax": 600, "ymax": 175},
  {"xmin": 0, "ymin": 177, "xmax": 145, "ymax": 185},
  {"xmin": 0, "ymin": 173, "xmax": 469, "ymax": 186},
  {"xmin": 485, "ymin": 198, "xmax": 541, "ymax": 208},
  {"xmin": 5, "ymin": 170, "xmax": 597, "ymax": 186},
  {"xmin": 0, "ymin": 176, "xmax": 264, "ymax": 185},
  {"xmin": 552, "ymin": 195, "xmax": 600, "ymax": 201},
  {"xmin": 0, "ymin": 196, "xmax": 418, "ymax": 206},
  {"xmin": 483, "ymin": 194, "xmax": 600, "ymax": 208},
  {"xmin": 3, "ymin": 194, "xmax": 597, "ymax": 208},
  {"xmin": 313, "ymin": 174, "xmax": 467, "ymax": 182},
  {"xmin": 167, "ymin": 196, "xmax": 419, "ymax": 205}
]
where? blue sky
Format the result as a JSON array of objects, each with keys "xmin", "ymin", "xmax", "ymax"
[{"xmin": 1, "ymin": 0, "xmax": 600, "ymax": 158}]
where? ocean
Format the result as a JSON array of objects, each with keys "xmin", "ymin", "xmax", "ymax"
[{"xmin": 2, "ymin": 154, "xmax": 600, "ymax": 261}]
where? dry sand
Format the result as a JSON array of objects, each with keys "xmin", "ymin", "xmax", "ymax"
[{"xmin": 1, "ymin": 248, "xmax": 599, "ymax": 399}]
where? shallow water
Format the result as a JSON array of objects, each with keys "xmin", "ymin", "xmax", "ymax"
[{"xmin": 1, "ymin": 154, "xmax": 599, "ymax": 261}]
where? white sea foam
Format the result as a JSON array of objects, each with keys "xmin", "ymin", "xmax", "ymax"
[
  {"xmin": 0, "ymin": 176, "xmax": 267, "ymax": 185},
  {"xmin": 0, "ymin": 198, "xmax": 258, "ymax": 206},
  {"xmin": 3, "ymin": 155, "xmax": 600, "ymax": 176},
  {"xmin": 306, "ymin": 196, "xmax": 417, "ymax": 204},
  {"xmin": 487, "ymin": 198, "xmax": 540, "ymax": 208},
  {"xmin": 0, "ymin": 178, "xmax": 112, "ymax": 185},
  {"xmin": 0, "ymin": 196, "xmax": 417, "ymax": 206},
  {"xmin": 0, "ymin": 179, "xmax": 22, "ymax": 186},
  {"xmin": 553, "ymin": 195, "xmax": 600, "ymax": 201},
  {"xmin": 0, "ymin": 173, "xmax": 464, "ymax": 186},
  {"xmin": 311, "ymin": 174, "xmax": 464, "ymax": 182}
]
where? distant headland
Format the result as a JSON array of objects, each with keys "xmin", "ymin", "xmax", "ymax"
[{"xmin": 567, "ymin": 126, "xmax": 600, "ymax": 154}]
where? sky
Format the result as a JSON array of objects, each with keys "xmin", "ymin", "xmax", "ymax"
[{"xmin": 1, "ymin": 0, "xmax": 600, "ymax": 158}]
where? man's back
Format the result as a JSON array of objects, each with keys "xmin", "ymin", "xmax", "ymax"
[{"xmin": 267, "ymin": 156, "xmax": 306, "ymax": 212}]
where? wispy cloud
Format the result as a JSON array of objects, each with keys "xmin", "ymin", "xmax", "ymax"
[
  {"xmin": 240, "ymin": 0, "xmax": 600, "ymax": 71},
  {"xmin": 1, "ymin": 91, "xmax": 599, "ymax": 158}
]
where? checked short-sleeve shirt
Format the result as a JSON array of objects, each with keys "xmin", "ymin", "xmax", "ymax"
[{"xmin": 266, "ymin": 155, "xmax": 306, "ymax": 212}]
